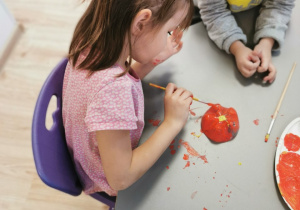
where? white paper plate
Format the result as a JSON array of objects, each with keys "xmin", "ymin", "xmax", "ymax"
[{"xmin": 275, "ymin": 117, "xmax": 300, "ymax": 210}]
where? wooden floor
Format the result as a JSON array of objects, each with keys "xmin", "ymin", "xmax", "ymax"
[{"xmin": 0, "ymin": 1, "xmax": 108, "ymax": 209}]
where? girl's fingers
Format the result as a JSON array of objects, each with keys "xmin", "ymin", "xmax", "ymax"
[{"xmin": 165, "ymin": 83, "xmax": 176, "ymax": 96}]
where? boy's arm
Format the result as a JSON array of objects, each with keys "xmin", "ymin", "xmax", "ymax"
[
  {"xmin": 254, "ymin": 0, "xmax": 295, "ymax": 51},
  {"xmin": 197, "ymin": 0, "xmax": 246, "ymax": 54}
]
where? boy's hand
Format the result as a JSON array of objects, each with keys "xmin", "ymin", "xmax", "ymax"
[
  {"xmin": 230, "ymin": 41, "xmax": 260, "ymax": 78},
  {"xmin": 152, "ymin": 27, "xmax": 184, "ymax": 66},
  {"xmin": 253, "ymin": 38, "xmax": 276, "ymax": 83}
]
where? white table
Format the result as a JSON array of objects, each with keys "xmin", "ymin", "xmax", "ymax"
[{"xmin": 116, "ymin": 3, "xmax": 300, "ymax": 209}]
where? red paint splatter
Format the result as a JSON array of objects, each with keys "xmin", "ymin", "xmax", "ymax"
[
  {"xmin": 183, "ymin": 154, "xmax": 189, "ymax": 160},
  {"xmin": 277, "ymin": 152, "xmax": 300, "ymax": 210},
  {"xmin": 203, "ymin": 208, "xmax": 207, "ymax": 210},
  {"xmin": 191, "ymin": 132, "xmax": 202, "ymax": 138},
  {"xmin": 180, "ymin": 141, "xmax": 208, "ymax": 163},
  {"xmin": 148, "ymin": 119, "xmax": 161, "ymax": 126},
  {"xmin": 253, "ymin": 119, "xmax": 259, "ymax": 125},
  {"xmin": 201, "ymin": 104, "xmax": 239, "ymax": 143},
  {"xmin": 167, "ymin": 187, "xmax": 170, "ymax": 191},
  {"xmin": 191, "ymin": 191, "xmax": 198, "ymax": 199},
  {"xmin": 195, "ymin": 116, "xmax": 202, "ymax": 123},
  {"xmin": 284, "ymin": 133, "xmax": 300, "ymax": 152},
  {"xmin": 183, "ymin": 161, "xmax": 190, "ymax": 169},
  {"xmin": 169, "ymin": 140, "xmax": 177, "ymax": 155},
  {"xmin": 166, "ymin": 166, "xmax": 169, "ymax": 169},
  {"xmin": 189, "ymin": 110, "xmax": 196, "ymax": 116}
]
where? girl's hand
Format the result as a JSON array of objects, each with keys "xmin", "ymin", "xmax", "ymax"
[
  {"xmin": 230, "ymin": 41, "xmax": 260, "ymax": 78},
  {"xmin": 253, "ymin": 38, "xmax": 276, "ymax": 83},
  {"xmin": 163, "ymin": 83, "xmax": 193, "ymax": 131},
  {"xmin": 152, "ymin": 27, "xmax": 184, "ymax": 66}
]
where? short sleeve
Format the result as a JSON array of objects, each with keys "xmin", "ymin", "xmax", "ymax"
[{"xmin": 85, "ymin": 78, "xmax": 138, "ymax": 132}]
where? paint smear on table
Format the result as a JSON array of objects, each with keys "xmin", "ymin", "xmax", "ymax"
[
  {"xmin": 183, "ymin": 161, "xmax": 190, "ymax": 169},
  {"xmin": 253, "ymin": 119, "xmax": 259, "ymax": 125},
  {"xmin": 218, "ymin": 185, "xmax": 232, "ymax": 207},
  {"xmin": 284, "ymin": 133, "xmax": 300, "ymax": 152},
  {"xmin": 191, "ymin": 191, "xmax": 198, "ymax": 199},
  {"xmin": 167, "ymin": 187, "xmax": 170, "ymax": 191},
  {"xmin": 148, "ymin": 119, "xmax": 161, "ymax": 126},
  {"xmin": 180, "ymin": 140, "xmax": 208, "ymax": 163},
  {"xmin": 277, "ymin": 151, "xmax": 300, "ymax": 210},
  {"xmin": 169, "ymin": 141, "xmax": 176, "ymax": 155},
  {"xmin": 191, "ymin": 132, "xmax": 202, "ymax": 138},
  {"xmin": 189, "ymin": 110, "xmax": 196, "ymax": 116}
]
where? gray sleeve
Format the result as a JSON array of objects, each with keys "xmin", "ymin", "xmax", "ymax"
[
  {"xmin": 197, "ymin": 0, "xmax": 247, "ymax": 54},
  {"xmin": 254, "ymin": 0, "xmax": 295, "ymax": 51}
]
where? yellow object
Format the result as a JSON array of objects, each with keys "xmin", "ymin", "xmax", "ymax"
[
  {"xmin": 265, "ymin": 134, "xmax": 270, "ymax": 142},
  {"xmin": 238, "ymin": 162, "xmax": 242, "ymax": 165},
  {"xmin": 227, "ymin": 0, "xmax": 262, "ymax": 12},
  {"xmin": 218, "ymin": 115, "xmax": 227, "ymax": 122}
]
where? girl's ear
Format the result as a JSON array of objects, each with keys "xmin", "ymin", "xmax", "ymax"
[{"xmin": 131, "ymin": 9, "xmax": 152, "ymax": 36}]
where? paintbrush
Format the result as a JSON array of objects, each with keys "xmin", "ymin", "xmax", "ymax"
[
  {"xmin": 149, "ymin": 83, "xmax": 211, "ymax": 106},
  {"xmin": 265, "ymin": 62, "xmax": 297, "ymax": 142}
]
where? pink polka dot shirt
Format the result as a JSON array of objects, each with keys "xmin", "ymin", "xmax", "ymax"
[{"xmin": 62, "ymin": 56, "xmax": 144, "ymax": 196}]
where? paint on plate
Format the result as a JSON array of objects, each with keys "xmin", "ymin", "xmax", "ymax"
[
  {"xmin": 284, "ymin": 133, "xmax": 300, "ymax": 152},
  {"xmin": 277, "ymin": 152, "xmax": 300, "ymax": 210}
]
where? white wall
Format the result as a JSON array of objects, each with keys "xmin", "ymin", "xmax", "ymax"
[{"xmin": 0, "ymin": 0, "xmax": 16, "ymax": 51}]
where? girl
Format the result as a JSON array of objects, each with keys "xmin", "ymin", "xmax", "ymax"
[{"xmin": 63, "ymin": 0, "xmax": 194, "ymax": 197}]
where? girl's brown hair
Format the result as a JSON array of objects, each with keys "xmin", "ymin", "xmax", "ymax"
[{"xmin": 68, "ymin": 0, "xmax": 194, "ymax": 74}]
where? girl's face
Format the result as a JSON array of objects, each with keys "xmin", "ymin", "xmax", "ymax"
[{"xmin": 131, "ymin": 6, "xmax": 188, "ymax": 64}]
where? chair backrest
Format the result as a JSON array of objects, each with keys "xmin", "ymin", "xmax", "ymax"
[
  {"xmin": 32, "ymin": 58, "xmax": 82, "ymax": 196},
  {"xmin": 32, "ymin": 58, "xmax": 116, "ymax": 208}
]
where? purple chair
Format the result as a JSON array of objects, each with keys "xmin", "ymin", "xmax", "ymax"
[{"xmin": 32, "ymin": 58, "xmax": 116, "ymax": 209}]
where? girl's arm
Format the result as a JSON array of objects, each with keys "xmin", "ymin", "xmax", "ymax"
[{"xmin": 96, "ymin": 83, "xmax": 193, "ymax": 191}]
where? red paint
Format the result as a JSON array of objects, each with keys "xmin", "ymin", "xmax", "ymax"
[
  {"xmin": 183, "ymin": 154, "xmax": 189, "ymax": 160},
  {"xmin": 180, "ymin": 141, "xmax": 208, "ymax": 163},
  {"xmin": 171, "ymin": 139, "xmax": 175, "ymax": 144},
  {"xmin": 253, "ymin": 119, "xmax": 259, "ymax": 125},
  {"xmin": 167, "ymin": 187, "xmax": 170, "ymax": 191},
  {"xmin": 201, "ymin": 104, "xmax": 239, "ymax": 143},
  {"xmin": 169, "ymin": 145, "xmax": 174, "ymax": 150},
  {"xmin": 191, "ymin": 191, "xmax": 198, "ymax": 199},
  {"xmin": 189, "ymin": 110, "xmax": 196, "ymax": 116},
  {"xmin": 148, "ymin": 119, "xmax": 161, "ymax": 126},
  {"xmin": 170, "ymin": 149, "xmax": 176, "ymax": 155},
  {"xmin": 183, "ymin": 161, "xmax": 190, "ymax": 169},
  {"xmin": 203, "ymin": 208, "xmax": 207, "ymax": 210},
  {"xmin": 277, "ymin": 152, "xmax": 300, "ymax": 210},
  {"xmin": 284, "ymin": 133, "xmax": 300, "ymax": 152},
  {"xmin": 166, "ymin": 166, "xmax": 169, "ymax": 169}
]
